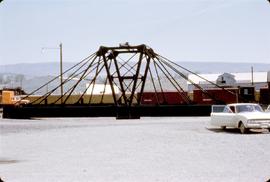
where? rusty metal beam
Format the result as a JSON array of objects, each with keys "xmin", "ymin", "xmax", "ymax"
[
  {"xmin": 100, "ymin": 48, "xmax": 118, "ymax": 105},
  {"xmin": 137, "ymin": 55, "xmax": 151, "ymax": 105},
  {"xmin": 113, "ymin": 56, "xmax": 128, "ymax": 105},
  {"xmin": 128, "ymin": 46, "xmax": 145, "ymax": 106}
]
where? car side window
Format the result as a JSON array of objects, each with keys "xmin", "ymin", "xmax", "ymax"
[
  {"xmin": 223, "ymin": 106, "xmax": 233, "ymax": 113},
  {"xmin": 237, "ymin": 105, "xmax": 254, "ymax": 113},
  {"xmin": 237, "ymin": 105, "xmax": 248, "ymax": 113}
]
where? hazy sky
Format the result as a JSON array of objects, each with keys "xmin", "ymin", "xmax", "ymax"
[{"xmin": 0, "ymin": 0, "xmax": 270, "ymax": 65}]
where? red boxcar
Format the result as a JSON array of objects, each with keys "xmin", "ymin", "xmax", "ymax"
[
  {"xmin": 141, "ymin": 92, "xmax": 189, "ymax": 105},
  {"xmin": 193, "ymin": 88, "xmax": 239, "ymax": 104},
  {"xmin": 260, "ymin": 87, "xmax": 270, "ymax": 104}
]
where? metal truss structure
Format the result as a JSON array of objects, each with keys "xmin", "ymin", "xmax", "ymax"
[
  {"xmin": 4, "ymin": 44, "xmax": 239, "ymax": 119},
  {"xmin": 25, "ymin": 44, "xmax": 228, "ymax": 106}
]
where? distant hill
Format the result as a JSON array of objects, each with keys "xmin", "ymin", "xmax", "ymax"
[
  {"xmin": 0, "ymin": 61, "xmax": 269, "ymax": 77},
  {"xmin": 0, "ymin": 62, "xmax": 75, "ymax": 77}
]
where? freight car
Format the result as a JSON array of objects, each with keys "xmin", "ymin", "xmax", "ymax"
[
  {"xmin": 1, "ymin": 86, "xmax": 268, "ymax": 106},
  {"xmin": 141, "ymin": 92, "xmax": 189, "ymax": 105},
  {"xmin": 193, "ymin": 86, "xmax": 256, "ymax": 105},
  {"xmin": 193, "ymin": 88, "xmax": 239, "ymax": 105},
  {"xmin": 260, "ymin": 87, "xmax": 270, "ymax": 105}
]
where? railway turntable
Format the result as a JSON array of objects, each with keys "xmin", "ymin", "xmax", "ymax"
[{"xmin": 3, "ymin": 44, "xmax": 238, "ymax": 119}]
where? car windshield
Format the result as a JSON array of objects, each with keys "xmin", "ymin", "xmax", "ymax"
[{"xmin": 236, "ymin": 104, "xmax": 263, "ymax": 113}]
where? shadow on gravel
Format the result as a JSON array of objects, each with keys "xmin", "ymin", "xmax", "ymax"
[
  {"xmin": 207, "ymin": 128, "xmax": 269, "ymax": 135},
  {"xmin": 0, "ymin": 158, "xmax": 20, "ymax": 164}
]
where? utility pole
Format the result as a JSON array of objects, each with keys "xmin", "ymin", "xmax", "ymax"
[
  {"xmin": 251, "ymin": 66, "xmax": 254, "ymax": 86},
  {"xmin": 60, "ymin": 43, "xmax": 63, "ymax": 104},
  {"xmin": 41, "ymin": 43, "xmax": 64, "ymax": 104}
]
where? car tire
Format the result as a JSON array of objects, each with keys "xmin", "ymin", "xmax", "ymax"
[
  {"xmin": 239, "ymin": 122, "xmax": 248, "ymax": 134},
  {"xmin": 221, "ymin": 126, "xmax": 226, "ymax": 130}
]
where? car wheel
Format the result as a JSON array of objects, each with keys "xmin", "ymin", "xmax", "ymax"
[
  {"xmin": 239, "ymin": 122, "xmax": 248, "ymax": 134},
  {"xmin": 221, "ymin": 126, "xmax": 226, "ymax": 130}
]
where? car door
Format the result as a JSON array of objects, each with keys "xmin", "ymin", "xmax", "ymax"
[{"xmin": 220, "ymin": 106, "xmax": 236, "ymax": 127}]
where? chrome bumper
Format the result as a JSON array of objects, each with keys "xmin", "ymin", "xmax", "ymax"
[{"xmin": 246, "ymin": 123, "xmax": 270, "ymax": 129}]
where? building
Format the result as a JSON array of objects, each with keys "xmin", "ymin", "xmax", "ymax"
[
  {"xmin": 86, "ymin": 83, "xmax": 119, "ymax": 95},
  {"xmin": 188, "ymin": 72, "xmax": 269, "ymax": 91}
]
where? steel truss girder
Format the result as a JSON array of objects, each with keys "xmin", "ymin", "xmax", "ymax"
[{"xmin": 97, "ymin": 44, "xmax": 156, "ymax": 106}]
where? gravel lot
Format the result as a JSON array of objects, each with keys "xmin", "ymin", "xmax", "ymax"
[{"xmin": 0, "ymin": 117, "xmax": 270, "ymax": 182}]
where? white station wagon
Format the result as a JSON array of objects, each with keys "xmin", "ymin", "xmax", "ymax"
[{"xmin": 210, "ymin": 103, "xmax": 270, "ymax": 134}]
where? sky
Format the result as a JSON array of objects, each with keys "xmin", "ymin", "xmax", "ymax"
[{"xmin": 0, "ymin": 0, "xmax": 270, "ymax": 65}]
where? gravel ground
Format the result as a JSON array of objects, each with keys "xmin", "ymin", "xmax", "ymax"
[{"xmin": 0, "ymin": 117, "xmax": 270, "ymax": 182}]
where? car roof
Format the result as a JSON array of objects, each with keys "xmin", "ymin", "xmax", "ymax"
[{"xmin": 227, "ymin": 103, "xmax": 259, "ymax": 107}]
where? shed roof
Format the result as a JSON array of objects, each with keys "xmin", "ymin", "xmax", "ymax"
[{"xmin": 188, "ymin": 72, "xmax": 268, "ymax": 85}]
